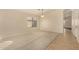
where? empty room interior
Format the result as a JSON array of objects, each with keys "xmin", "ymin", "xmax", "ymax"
[{"xmin": 0, "ymin": 9, "xmax": 79, "ymax": 50}]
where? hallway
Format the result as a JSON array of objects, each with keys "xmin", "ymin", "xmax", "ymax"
[{"xmin": 47, "ymin": 30, "xmax": 79, "ymax": 50}]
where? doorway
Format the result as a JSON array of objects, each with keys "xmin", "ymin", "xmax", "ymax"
[{"xmin": 63, "ymin": 9, "xmax": 72, "ymax": 32}]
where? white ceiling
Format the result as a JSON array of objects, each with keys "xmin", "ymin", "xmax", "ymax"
[
  {"xmin": 0, "ymin": 9, "xmax": 62, "ymax": 15},
  {"xmin": 16, "ymin": 9, "xmax": 53, "ymax": 15}
]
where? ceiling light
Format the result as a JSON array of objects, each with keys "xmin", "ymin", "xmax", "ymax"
[{"xmin": 41, "ymin": 14, "xmax": 44, "ymax": 18}]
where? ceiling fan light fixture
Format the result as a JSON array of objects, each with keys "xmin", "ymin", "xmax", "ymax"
[{"xmin": 40, "ymin": 9, "xmax": 45, "ymax": 18}]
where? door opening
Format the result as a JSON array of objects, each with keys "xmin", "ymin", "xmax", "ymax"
[{"xmin": 63, "ymin": 9, "xmax": 72, "ymax": 32}]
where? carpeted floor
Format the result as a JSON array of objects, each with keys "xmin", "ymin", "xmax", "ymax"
[{"xmin": 0, "ymin": 30, "xmax": 59, "ymax": 50}]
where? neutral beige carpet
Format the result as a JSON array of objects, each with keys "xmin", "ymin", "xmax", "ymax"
[{"xmin": 0, "ymin": 30, "xmax": 59, "ymax": 50}]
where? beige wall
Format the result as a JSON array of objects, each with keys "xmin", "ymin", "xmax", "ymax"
[
  {"xmin": 40, "ymin": 10, "xmax": 64, "ymax": 33},
  {"xmin": 0, "ymin": 9, "xmax": 64, "ymax": 38},
  {"xmin": 64, "ymin": 10, "xmax": 72, "ymax": 28},
  {"xmin": 0, "ymin": 11, "xmax": 38, "ymax": 37},
  {"xmin": 72, "ymin": 10, "xmax": 79, "ymax": 42}
]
